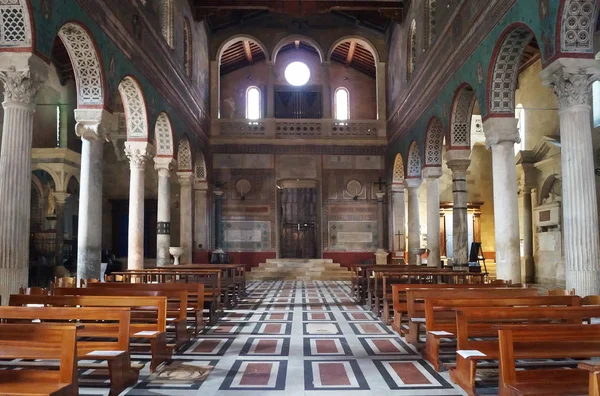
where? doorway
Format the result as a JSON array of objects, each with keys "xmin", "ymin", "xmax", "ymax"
[{"xmin": 279, "ymin": 187, "xmax": 318, "ymax": 259}]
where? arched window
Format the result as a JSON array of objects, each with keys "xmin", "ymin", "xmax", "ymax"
[
  {"xmin": 158, "ymin": 0, "xmax": 174, "ymax": 47},
  {"xmin": 334, "ymin": 88, "xmax": 350, "ymax": 120},
  {"xmin": 425, "ymin": 0, "xmax": 437, "ymax": 48},
  {"xmin": 593, "ymin": 81, "xmax": 600, "ymax": 127},
  {"xmin": 183, "ymin": 18, "xmax": 192, "ymax": 78},
  {"xmin": 515, "ymin": 103, "xmax": 525, "ymax": 154},
  {"xmin": 246, "ymin": 87, "xmax": 261, "ymax": 120},
  {"xmin": 408, "ymin": 20, "xmax": 417, "ymax": 79}
]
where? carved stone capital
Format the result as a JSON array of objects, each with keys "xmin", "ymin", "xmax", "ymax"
[
  {"xmin": 541, "ymin": 58, "xmax": 600, "ymax": 109},
  {"xmin": 483, "ymin": 117, "xmax": 520, "ymax": 149},
  {"xmin": 177, "ymin": 171, "xmax": 193, "ymax": 186},
  {"xmin": 405, "ymin": 178, "xmax": 422, "ymax": 190},
  {"xmin": 422, "ymin": 166, "xmax": 443, "ymax": 179},
  {"xmin": 53, "ymin": 192, "xmax": 70, "ymax": 205},
  {"xmin": 375, "ymin": 191, "xmax": 386, "ymax": 201},
  {"xmin": 446, "ymin": 149, "xmax": 471, "ymax": 175},
  {"xmin": 0, "ymin": 55, "xmax": 48, "ymax": 105},
  {"xmin": 154, "ymin": 157, "xmax": 175, "ymax": 176},
  {"xmin": 124, "ymin": 141, "xmax": 154, "ymax": 169},
  {"xmin": 74, "ymin": 109, "xmax": 110, "ymax": 141}
]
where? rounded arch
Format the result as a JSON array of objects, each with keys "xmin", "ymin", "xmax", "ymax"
[
  {"xmin": 449, "ymin": 83, "xmax": 477, "ymax": 149},
  {"xmin": 272, "ymin": 35, "xmax": 325, "ymax": 63},
  {"xmin": 487, "ymin": 23, "xmax": 536, "ymax": 116},
  {"xmin": 177, "ymin": 136, "xmax": 193, "ymax": 172},
  {"xmin": 57, "ymin": 22, "xmax": 106, "ymax": 108},
  {"xmin": 118, "ymin": 76, "xmax": 149, "ymax": 141},
  {"xmin": 424, "ymin": 116, "xmax": 444, "ymax": 167},
  {"xmin": 154, "ymin": 112, "xmax": 174, "ymax": 158},
  {"xmin": 194, "ymin": 150, "xmax": 207, "ymax": 182},
  {"xmin": 406, "ymin": 141, "xmax": 422, "ymax": 178},
  {"xmin": 326, "ymin": 36, "xmax": 380, "ymax": 63},
  {"xmin": 0, "ymin": 0, "xmax": 34, "ymax": 50},
  {"xmin": 216, "ymin": 34, "xmax": 270, "ymax": 62},
  {"xmin": 559, "ymin": 0, "xmax": 599, "ymax": 54},
  {"xmin": 392, "ymin": 153, "xmax": 405, "ymax": 184}
]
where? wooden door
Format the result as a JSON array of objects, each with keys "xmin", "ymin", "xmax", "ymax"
[{"xmin": 280, "ymin": 188, "xmax": 318, "ymax": 258}]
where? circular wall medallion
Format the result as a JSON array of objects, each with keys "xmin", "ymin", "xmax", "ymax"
[
  {"xmin": 346, "ymin": 180, "xmax": 363, "ymax": 197},
  {"xmin": 235, "ymin": 179, "xmax": 251, "ymax": 196}
]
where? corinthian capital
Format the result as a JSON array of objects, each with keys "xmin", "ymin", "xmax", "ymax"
[
  {"xmin": 177, "ymin": 171, "xmax": 194, "ymax": 186},
  {"xmin": 0, "ymin": 55, "xmax": 48, "ymax": 105},
  {"xmin": 125, "ymin": 141, "xmax": 154, "ymax": 169},
  {"xmin": 483, "ymin": 117, "xmax": 520, "ymax": 149},
  {"xmin": 541, "ymin": 58, "xmax": 600, "ymax": 108}
]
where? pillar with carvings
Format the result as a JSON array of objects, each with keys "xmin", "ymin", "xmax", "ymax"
[
  {"xmin": 178, "ymin": 171, "xmax": 194, "ymax": 264},
  {"xmin": 423, "ymin": 167, "xmax": 442, "ymax": 267},
  {"xmin": 483, "ymin": 117, "xmax": 521, "ymax": 282},
  {"xmin": 75, "ymin": 109, "xmax": 109, "ymax": 281},
  {"xmin": 542, "ymin": 59, "xmax": 600, "ymax": 295},
  {"xmin": 446, "ymin": 150, "xmax": 470, "ymax": 266},
  {"xmin": 406, "ymin": 178, "xmax": 422, "ymax": 265},
  {"xmin": 124, "ymin": 142, "xmax": 154, "ymax": 270},
  {"xmin": 0, "ymin": 58, "xmax": 48, "ymax": 303},
  {"xmin": 155, "ymin": 158, "xmax": 174, "ymax": 266}
]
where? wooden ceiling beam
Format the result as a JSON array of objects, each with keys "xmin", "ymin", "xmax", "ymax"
[
  {"xmin": 346, "ymin": 40, "xmax": 356, "ymax": 65},
  {"xmin": 243, "ymin": 40, "xmax": 253, "ymax": 63}
]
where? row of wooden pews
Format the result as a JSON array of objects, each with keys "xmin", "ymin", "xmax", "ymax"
[{"xmin": 0, "ymin": 263, "xmax": 247, "ymax": 395}]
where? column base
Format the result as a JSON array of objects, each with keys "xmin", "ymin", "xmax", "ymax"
[{"xmin": 375, "ymin": 249, "xmax": 389, "ymax": 265}]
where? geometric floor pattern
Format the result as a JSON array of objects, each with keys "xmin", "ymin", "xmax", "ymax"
[{"xmin": 80, "ymin": 280, "xmax": 466, "ymax": 395}]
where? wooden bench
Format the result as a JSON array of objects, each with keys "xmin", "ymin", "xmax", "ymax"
[
  {"xmin": 578, "ymin": 361, "xmax": 600, "ymax": 396},
  {"xmin": 404, "ymin": 288, "xmax": 539, "ymax": 343},
  {"xmin": 0, "ymin": 323, "xmax": 78, "ymax": 396},
  {"xmin": 450, "ymin": 306, "xmax": 600, "ymax": 396},
  {"xmin": 497, "ymin": 324, "xmax": 600, "ymax": 396},
  {"xmin": 390, "ymin": 283, "xmax": 509, "ymax": 329},
  {"xmin": 0, "ymin": 306, "xmax": 140, "ymax": 395},
  {"xmin": 9, "ymin": 294, "xmax": 171, "ymax": 372},
  {"xmin": 423, "ymin": 295, "xmax": 582, "ymax": 371}
]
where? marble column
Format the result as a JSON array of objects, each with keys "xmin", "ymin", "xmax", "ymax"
[
  {"xmin": 155, "ymin": 158, "xmax": 174, "ymax": 266},
  {"xmin": 0, "ymin": 57, "xmax": 48, "ymax": 303},
  {"xmin": 124, "ymin": 142, "xmax": 154, "ymax": 270},
  {"xmin": 374, "ymin": 192, "xmax": 389, "ymax": 264},
  {"xmin": 542, "ymin": 59, "xmax": 600, "ymax": 295},
  {"xmin": 423, "ymin": 167, "xmax": 442, "ymax": 267},
  {"xmin": 406, "ymin": 178, "xmax": 422, "ymax": 265},
  {"xmin": 517, "ymin": 162, "xmax": 536, "ymax": 283},
  {"xmin": 446, "ymin": 149, "xmax": 471, "ymax": 266},
  {"xmin": 53, "ymin": 192, "xmax": 70, "ymax": 267},
  {"xmin": 391, "ymin": 184, "xmax": 406, "ymax": 252},
  {"xmin": 484, "ymin": 117, "xmax": 521, "ymax": 283},
  {"xmin": 266, "ymin": 61, "xmax": 275, "ymax": 118},
  {"xmin": 75, "ymin": 109, "xmax": 109, "ymax": 282},
  {"xmin": 178, "ymin": 171, "xmax": 193, "ymax": 264},
  {"xmin": 213, "ymin": 190, "xmax": 224, "ymax": 253},
  {"xmin": 321, "ymin": 62, "xmax": 332, "ymax": 119}
]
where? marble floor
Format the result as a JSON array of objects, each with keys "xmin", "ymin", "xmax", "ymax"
[{"xmin": 81, "ymin": 280, "xmax": 467, "ymax": 395}]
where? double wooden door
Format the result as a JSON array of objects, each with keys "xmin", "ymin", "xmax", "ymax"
[{"xmin": 280, "ymin": 188, "xmax": 318, "ymax": 259}]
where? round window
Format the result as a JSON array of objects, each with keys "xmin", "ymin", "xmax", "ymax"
[{"xmin": 284, "ymin": 61, "xmax": 311, "ymax": 86}]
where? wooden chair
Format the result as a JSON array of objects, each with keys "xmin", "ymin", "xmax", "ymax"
[
  {"xmin": 19, "ymin": 286, "xmax": 48, "ymax": 295},
  {"xmin": 0, "ymin": 323, "xmax": 78, "ymax": 396},
  {"xmin": 547, "ymin": 288, "xmax": 576, "ymax": 296},
  {"xmin": 583, "ymin": 295, "xmax": 600, "ymax": 305},
  {"xmin": 54, "ymin": 277, "xmax": 76, "ymax": 288},
  {"xmin": 79, "ymin": 278, "xmax": 100, "ymax": 287}
]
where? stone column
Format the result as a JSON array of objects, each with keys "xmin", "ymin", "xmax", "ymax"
[
  {"xmin": 423, "ymin": 167, "xmax": 442, "ymax": 267},
  {"xmin": 213, "ymin": 190, "xmax": 225, "ymax": 252},
  {"xmin": 375, "ymin": 192, "xmax": 389, "ymax": 264},
  {"xmin": 194, "ymin": 180, "xmax": 209, "ymax": 253},
  {"xmin": 483, "ymin": 117, "xmax": 521, "ymax": 283},
  {"xmin": 53, "ymin": 192, "xmax": 70, "ymax": 267},
  {"xmin": 266, "ymin": 61, "xmax": 275, "ymax": 118},
  {"xmin": 446, "ymin": 150, "xmax": 471, "ymax": 266},
  {"xmin": 178, "ymin": 171, "xmax": 193, "ymax": 264},
  {"xmin": 321, "ymin": 62, "xmax": 332, "ymax": 119},
  {"xmin": 542, "ymin": 59, "xmax": 600, "ymax": 295},
  {"xmin": 406, "ymin": 178, "xmax": 422, "ymax": 265},
  {"xmin": 517, "ymin": 162, "xmax": 536, "ymax": 283},
  {"xmin": 124, "ymin": 142, "xmax": 154, "ymax": 270},
  {"xmin": 391, "ymin": 184, "xmax": 406, "ymax": 252},
  {"xmin": 75, "ymin": 109, "xmax": 108, "ymax": 282},
  {"xmin": 531, "ymin": 188, "xmax": 538, "ymax": 255},
  {"xmin": 154, "ymin": 158, "xmax": 174, "ymax": 266},
  {"xmin": 0, "ymin": 57, "xmax": 48, "ymax": 303}
]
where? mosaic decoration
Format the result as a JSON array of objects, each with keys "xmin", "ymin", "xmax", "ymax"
[
  {"xmin": 0, "ymin": 0, "xmax": 31, "ymax": 47},
  {"xmin": 406, "ymin": 141, "xmax": 421, "ymax": 178},
  {"xmin": 222, "ymin": 220, "xmax": 271, "ymax": 251},
  {"xmin": 407, "ymin": 19, "xmax": 417, "ymax": 79},
  {"xmin": 183, "ymin": 18, "xmax": 192, "ymax": 78},
  {"xmin": 489, "ymin": 28, "xmax": 533, "ymax": 114},
  {"xmin": 392, "ymin": 154, "xmax": 404, "ymax": 183},
  {"xmin": 158, "ymin": 0, "xmax": 174, "ymax": 47},
  {"xmin": 561, "ymin": 0, "xmax": 596, "ymax": 53},
  {"xmin": 118, "ymin": 77, "xmax": 148, "ymax": 139},
  {"xmin": 328, "ymin": 221, "xmax": 378, "ymax": 251},
  {"xmin": 154, "ymin": 112, "xmax": 173, "ymax": 157},
  {"xmin": 450, "ymin": 87, "xmax": 475, "ymax": 147},
  {"xmin": 425, "ymin": 117, "xmax": 444, "ymax": 166},
  {"xmin": 195, "ymin": 151, "xmax": 207, "ymax": 181},
  {"xmin": 177, "ymin": 138, "xmax": 192, "ymax": 171},
  {"xmin": 425, "ymin": 0, "xmax": 437, "ymax": 48}
]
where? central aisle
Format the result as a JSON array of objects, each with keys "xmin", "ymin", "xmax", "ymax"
[{"xmin": 120, "ymin": 281, "xmax": 466, "ymax": 395}]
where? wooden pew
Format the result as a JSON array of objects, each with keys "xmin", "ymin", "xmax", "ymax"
[
  {"xmin": 424, "ymin": 295, "xmax": 582, "ymax": 371},
  {"xmin": 87, "ymin": 282, "xmax": 207, "ymax": 334},
  {"xmin": 0, "ymin": 306, "xmax": 139, "ymax": 395},
  {"xmin": 53, "ymin": 287, "xmax": 190, "ymax": 350},
  {"xmin": 0, "ymin": 323, "xmax": 78, "ymax": 396},
  {"xmin": 497, "ymin": 324, "xmax": 600, "ymax": 396},
  {"xmin": 390, "ymin": 283, "xmax": 511, "ymax": 332},
  {"xmin": 9, "ymin": 294, "xmax": 171, "ymax": 372},
  {"xmin": 450, "ymin": 306, "xmax": 600, "ymax": 396},
  {"xmin": 404, "ymin": 288, "xmax": 539, "ymax": 343}
]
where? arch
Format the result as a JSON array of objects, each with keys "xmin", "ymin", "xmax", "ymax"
[
  {"xmin": 177, "ymin": 137, "xmax": 193, "ymax": 172},
  {"xmin": 118, "ymin": 76, "xmax": 149, "ymax": 141},
  {"xmin": 57, "ymin": 22, "xmax": 105, "ymax": 107},
  {"xmin": 272, "ymin": 35, "xmax": 325, "ymax": 63},
  {"xmin": 334, "ymin": 87, "xmax": 350, "ymax": 120},
  {"xmin": 154, "ymin": 112, "xmax": 174, "ymax": 158},
  {"xmin": 424, "ymin": 116, "xmax": 444, "ymax": 166},
  {"xmin": 246, "ymin": 86, "xmax": 261, "ymax": 120},
  {"xmin": 449, "ymin": 83, "xmax": 477, "ymax": 149},
  {"xmin": 0, "ymin": 0, "xmax": 33, "ymax": 50},
  {"xmin": 326, "ymin": 36, "xmax": 381, "ymax": 63},
  {"xmin": 183, "ymin": 17, "xmax": 192, "ymax": 78},
  {"xmin": 559, "ymin": 0, "xmax": 598, "ymax": 54},
  {"xmin": 392, "ymin": 154, "xmax": 405, "ymax": 184},
  {"xmin": 487, "ymin": 24, "xmax": 536, "ymax": 116},
  {"xmin": 217, "ymin": 34, "xmax": 269, "ymax": 62},
  {"xmin": 194, "ymin": 151, "xmax": 207, "ymax": 182},
  {"xmin": 425, "ymin": 0, "xmax": 437, "ymax": 48},
  {"xmin": 407, "ymin": 19, "xmax": 417, "ymax": 79},
  {"xmin": 406, "ymin": 141, "xmax": 422, "ymax": 178}
]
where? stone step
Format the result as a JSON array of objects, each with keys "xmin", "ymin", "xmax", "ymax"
[{"xmin": 248, "ymin": 258, "xmax": 352, "ymax": 281}]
